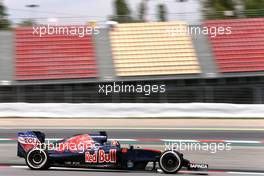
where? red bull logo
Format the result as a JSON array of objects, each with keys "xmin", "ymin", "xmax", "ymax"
[{"xmin": 85, "ymin": 149, "xmax": 116, "ymax": 163}]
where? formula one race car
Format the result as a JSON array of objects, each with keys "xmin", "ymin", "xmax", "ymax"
[{"xmin": 17, "ymin": 131, "xmax": 208, "ymax": 174}]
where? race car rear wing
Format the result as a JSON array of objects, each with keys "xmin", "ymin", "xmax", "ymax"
[
  {"xmin": 17, "ymin": 131, "xmax": 108, "ymax": 157},
  {"xmin": 17, "ymin": 131, "xmax": 45, "ymax": 158}
]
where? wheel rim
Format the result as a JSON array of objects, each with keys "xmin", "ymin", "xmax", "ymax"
[
  {"xmin": 160, "ymin": 151, "xmax": 181, "ymax": 173},
  {"xmin": 32, "ymin": 154, "xmax": 43, "ymax": 164},
  {"xmin": 27, "ymin": 149, "xmax": 47, "ymax": 169}
]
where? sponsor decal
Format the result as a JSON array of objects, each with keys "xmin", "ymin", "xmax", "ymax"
[
  {"xmin": 85, "ymin": 149, "xmax": 117, "ymax": 163},
  {"xmin": 55, "ymin": 134, "xmax": 95, "ymax": 153},
  {"xmin": 18, "ymin": 136, "xmax": 41, "ymax": 152},
  {"xmin": 18, "ymin": 137, "xmax": 40, "ymax": 145},
  {"xmin": 189, "ymin": 163, "xmax": 208, "ymax": 169}
]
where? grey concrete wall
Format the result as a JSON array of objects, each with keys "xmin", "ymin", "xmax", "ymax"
[
  {"xmin": 0, "ymin": 31, "xmax": 14, "ymax": 85},
  {"xmin": 190, "ymin": 25, "xmax": 220, "ymax": 78},
  {"xmin": 93, "ymin": 28, "xmax": 116, "ymax": 82}
]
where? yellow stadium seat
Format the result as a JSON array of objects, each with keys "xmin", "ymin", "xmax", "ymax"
[{"xmin": 110, "ymin": 21, "xmax": 201, "ymax": 76}]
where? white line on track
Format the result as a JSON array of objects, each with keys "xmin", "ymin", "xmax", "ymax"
[
  {"xmin": 9, "ymin": 166, "xmax": 127, "ymax": 172},
  {"xmin": 10, "ymin": 166, "xmax": 27, "ymax": 169},
  {"xmin": 7, "ymin": 166, "xmax": 264, "ymax": 175},
  {"xmin": 0, "ymin": 138, "xmax": 263, "ymax": 144},
  {"xmin": 228, "ymin": 171, "xmax": 264, "ymax": 175},
  {"xmin": 1, "ymin": 127, "xmax": 264, "ymax": 131},
  {"xmin": 226, "ymin": 140, "xmax": 261, "ymax": 144},
  {"xmin": 0, "ymin": 138, "xmax": 13, "ymax": 141}
]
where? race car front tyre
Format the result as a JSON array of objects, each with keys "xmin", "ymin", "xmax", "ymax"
[
  {"xmin": 159, "ymin": 151, "xmax": 183, "ymax": 174},
  {"xmin": 25, "ymin": 149, "xmax": 49, "ymax": 170}
]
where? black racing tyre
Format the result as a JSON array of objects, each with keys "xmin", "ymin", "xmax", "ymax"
[
  {"xmin": 159, "ymin": 151, "xmax": 183, "ymax": 174},
  {"xmin": 25, "ymin": 149, "xmax": 49, "ymax": 170}
]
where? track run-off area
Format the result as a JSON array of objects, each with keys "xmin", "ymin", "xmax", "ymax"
[{"xmin": 0, "ymin": 118, "xmax": 263, "ymax": 176}]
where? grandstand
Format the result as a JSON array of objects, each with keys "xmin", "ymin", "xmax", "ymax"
[
  {"xmin": 204, "ymin": 18, "xmax": 264, "ymax": 73},
  {"xmin": 110, "ymin": 22, "xmax": 200, "ymax": 76},
  {"xmin": 15, "ymin": 27, "xmax": 97, "ymax": 80},
  {"xmin": 0, "ymin": 18, "xmax": 264, "ymax": 103}
]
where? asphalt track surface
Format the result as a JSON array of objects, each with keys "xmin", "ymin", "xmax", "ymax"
[
  {"xmin": 0, "ymin": 129, "xmax": 264, "ymax": 176},
  {"xmin": 1, "ymin": 129, "xmax": 264, "ymax": 140}
]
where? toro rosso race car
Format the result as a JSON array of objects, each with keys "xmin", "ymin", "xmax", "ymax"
[{"xmin": 17, "ymin": 131, "xmax": 208, "ymax": 174}]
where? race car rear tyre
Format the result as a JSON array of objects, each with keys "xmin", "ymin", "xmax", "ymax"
[
  {"xmin": 26, "ymin": 149, "xmax": 49, "ymax": 170},
  {"xmin": 159, "ymin": 151, "xmax": 183, "ymax": 174}
]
